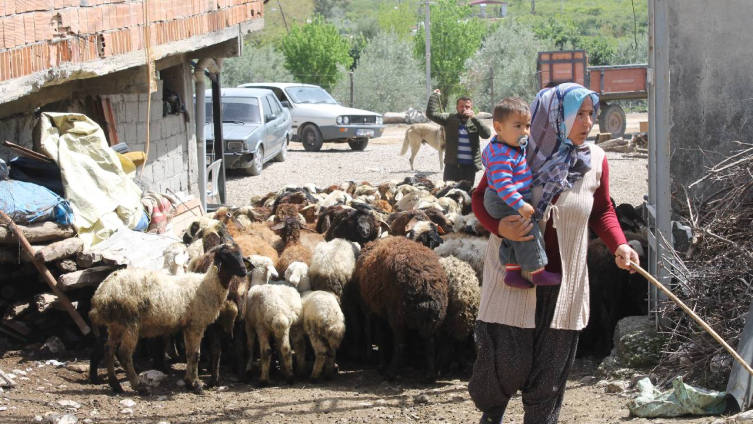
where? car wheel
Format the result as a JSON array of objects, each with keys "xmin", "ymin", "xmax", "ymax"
[
  {"xmin": 301, "ymin": 125, "xmax": 323, "ymax": 152},
  {"xmin": 274, "ymin": 137, "xmax": 288, "ymax": 162},
  {"xmin": 348, "ymin": 138, "xmax": 368, "ymax": 151},
  {"xmin": 244, "ymin": 146, "xmax": 264, "ymax": 176},
  {"xmin": 598, "ymin": 104, "xmax": 627, "ymax": 139}
]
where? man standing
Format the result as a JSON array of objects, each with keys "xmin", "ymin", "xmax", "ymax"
[{"xmin": 426, "ymin": 89, "xmax": 492, "ymax": 183}]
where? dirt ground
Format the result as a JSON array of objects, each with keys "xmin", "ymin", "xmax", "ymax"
[{"xmin": 0, "ymin": 347, "xmax": 724, "ymax": 424}]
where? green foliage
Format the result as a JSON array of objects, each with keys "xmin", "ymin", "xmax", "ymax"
[
  {"xmin": 223, "ymin": 43, "xmax": 294, "ymax": 87},
  {"xmin": 533, "ymin": 17, "xmax": 581, "ymax": 50},
  {"xmin": 247, "ymin": 0, "xmax": 314, "ymax": 46},
  {"xmin": 414, "ymin": 0, "xmax": 487, "ymax": 103},
  {"xmin": 314, "ymin": 0, "xmax": 351, "ymax": 19},
  {"xmin": 331, "ymin": 31, "xmax": 426, "ymax": 114},
  {"xmin": 280, "ymin": 16, "xmax": 353, "ymax": 90},
  {"xmin": 613, "ymin": 35, "xmax": 648, "ymax": 65},
  {"xmin": 578, "ymin": 36, "xmax": 615, "ymax": 66},
  {"xmin": 348, "ymin": 33, "xmax": 369, "ymax": 70},
  {"xmin": 377, "ymin": 3, "xmax": 418, "ymax": 39},
  {"xmin": 462, "ymin": 21, "xmax": 550, "ymax": 112}
]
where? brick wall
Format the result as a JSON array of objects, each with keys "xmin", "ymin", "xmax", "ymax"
[
  {"xmin": 0, "ymin": 0, "xmax": 263, "ymax": 83},
  {"xmin": 104, "ymin": 79, "xmax": 194, "ymax": 195}
]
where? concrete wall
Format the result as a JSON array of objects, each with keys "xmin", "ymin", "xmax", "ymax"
[{"xmin": 668, "ymin": 0, "xmax": 753, "ymax": 194}]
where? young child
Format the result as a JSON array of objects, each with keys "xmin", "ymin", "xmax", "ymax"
[{"xmin": 480, "ymin": 97, "xmax": 561, "ymax": 289}]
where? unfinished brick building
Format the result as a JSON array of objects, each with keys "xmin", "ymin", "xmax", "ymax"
[{"xmin": 0, "ymin": 0, "xmax": 265, "ymax": 197}]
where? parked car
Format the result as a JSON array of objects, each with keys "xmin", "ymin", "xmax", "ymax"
[
  {"xmin": 204, "ymin": 88, "xmax": 292, "ymax": 176},
  {"xmin": 237, "ymin": 82, "xmax": 384, "ymax": 152}
]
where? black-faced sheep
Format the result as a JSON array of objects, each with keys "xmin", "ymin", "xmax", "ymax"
[
  {"xmin": 299, "ymin": 290, "xmax": 346, "ymax": 382},
  {"xmin": 356, "ymin": 236, "xmax": 448, "ymax": 382},
  {"xmin": 322, "ymin": 203, "xmax": 387, "ymax": 246},
  {"xmin": 309, "ymin": 239, "xmax": 361, "ymax": 298},
  {"xmin": 89, "ymin": 243, "xmax": 248, "ymax": 395}
]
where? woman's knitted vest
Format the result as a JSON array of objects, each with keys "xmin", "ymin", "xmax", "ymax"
[{"xmin": 476, "ymin": 144, "xmax": 605, "ymax": 330}]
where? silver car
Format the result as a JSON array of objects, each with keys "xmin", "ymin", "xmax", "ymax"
[{"xmin": 205, "ymin": 88, "xmax": 293, "ymax": 176}]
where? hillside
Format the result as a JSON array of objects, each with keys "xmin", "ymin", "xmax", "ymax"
[{"xmin": 251, "ymin": 0, "xmax": 315, "ymax": 44}]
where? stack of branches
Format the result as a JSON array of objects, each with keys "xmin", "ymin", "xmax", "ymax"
[{"xmin": 656, "ymin": 141, "xmax": 753, "ymax": 389}]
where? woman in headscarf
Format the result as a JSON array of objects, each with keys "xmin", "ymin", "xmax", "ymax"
[{"xmin": 468, "ymin": 83, "xmax": 640, "ymax": 424}]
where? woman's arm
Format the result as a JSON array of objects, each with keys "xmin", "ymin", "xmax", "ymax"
[
  {"xmin": 472, "ymin": 171, "xmax": 534, "ymax": 240},
  {"xmin": 588, "ymin": 156, "xmax": 628, "ymax": 253}
]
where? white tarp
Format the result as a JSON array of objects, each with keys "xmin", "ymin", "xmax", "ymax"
[
  {"xmin": 38, "ymin": 112, "xmax": 145, "ymax": 247},
  {"xmin": 628, "ymin": 377, "xmax": 726, "ymax": 418}
]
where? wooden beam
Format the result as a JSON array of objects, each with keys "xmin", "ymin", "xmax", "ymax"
[
  {"xmin": 58, "ymin": 266, "xmax": 115, "ymax": 291},
  {"xmin": 34, "ymin": 237, "xmax": 84, "ymax": 263},
  {"xmin": 0, "ymin": 211, "xmax": 90, "ymax": 336},
  {"xmin": 0, "ymin": 222, "xmax": 75, "ymax": 245}
]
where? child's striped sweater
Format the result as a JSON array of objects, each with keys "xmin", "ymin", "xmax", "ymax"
[{"xmin": 481, "ymin": 137, "xmax": 532, "ymax": 211}]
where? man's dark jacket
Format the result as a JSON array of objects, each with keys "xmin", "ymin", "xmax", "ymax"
[{"xmin": 425, "ymin": 92, "xmax": 493, "ymax": 170}]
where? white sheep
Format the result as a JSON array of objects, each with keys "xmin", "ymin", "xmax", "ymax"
[
  {"xmin": 299, "ymin": 290, "xmax": 345, "ymax": 382},
  {"xmin": 285, "ymin": 261, "xmax": 310, "ymax": 292},
  {"xmin": 247, "ymin": 254, "xmax": 279, "ymax": 286},
  {"xmin": 434, "ymin": 237, "xmax": 487, "ymax": 285},
  {"xmin": 163, "ymin": 242, "xmax": 189, "ymax": 275},
  {"xmin": 244, "ymin": 283, "xmax": 303, "ymax": 386},
  {"xmin": 89, "ymin": 244, "xmax": 247, "ymax": 395},
  {"xmin": 309, "ymin": 238, "xmax": 361, "ymax": 298}
]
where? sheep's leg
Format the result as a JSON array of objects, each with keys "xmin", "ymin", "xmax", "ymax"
[
  {"xmin": 89, "ymin": 328, "xmax": 107, "ymax": 384},
  {"xmin": 324, "ymin": 346, "xmax": 337, "ymax": 381},
  {"xmin": 233, "ymin": 320, "xmax": 247, "ymax": 380},
  {"xmin": 309, "ymin": 335, "xmax": 327, "ymax": 383},
  {"xmin": 438, "ymin": 147, "xmax": 444, "ymax": 171},
  {"xmin": 291, "ymin": 326, "xmax": 307, "ymax": 379},
  {"xmin": 118, "ymin": 331, "xmax": 146, "ymax": 395},
  {"xmin": 424, "ymin": 335, "xmax": 437, "ymax": 384},
  {"xmin": 258, "ymin": 328, "xmax": 272, "ymax": 387},
  {"xmin": 183, "ymin": 330, "xmax": 205, "ymax": 395},
  {"xmin": 207, "ymin": 327, "xmax": 222, "ymax": 388},
  {"xmin": 274, "ymin": 327, "xmax": 295, "ymax": 385},
  {"xmin": 104, "ymin": 329, "xmax": 124, "ymax": 394},
  {"xmin": 244, "ymin": 322, "xmax": 257, "ymax": 383},
  {"xmin": 386, "ymin": 313, "xmax": 405, "ymax": 382},
  {"xmin": 364, "ymin": 313, "xmax": 375, "ymax": 363}
]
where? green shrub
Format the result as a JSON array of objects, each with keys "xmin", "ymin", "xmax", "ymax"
[{"xmin": 223, "ymin": 44, "xmax": 294, "ymax": 87}]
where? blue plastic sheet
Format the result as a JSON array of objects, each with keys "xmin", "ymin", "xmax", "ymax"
[{"xmin": 0, "ymin": 179, "xmax": 73, "ymax": 225}]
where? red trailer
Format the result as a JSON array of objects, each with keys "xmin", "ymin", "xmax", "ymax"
[{"xmin": 537, "ymin": 50, "xmax": 648, "ymax": 139}]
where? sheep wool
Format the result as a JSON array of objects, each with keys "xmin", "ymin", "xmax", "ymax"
[
  {"xmin": 309, "ymin": 239, "xmax": 361, "ymax": 298},
  {"xmin": 434, "ymin": 237, "xmax": 487, "ymax": 285},
  {"xmin": 285, "ymin": 262, "xmax": 311, "ymax": 293},
  {"xmin": 438, "ymin": 256, "xmax": 481, "ymax": 341},
  {"xmin": 300, "ymin": 290, "xmax": 346, "ymax": 382}
]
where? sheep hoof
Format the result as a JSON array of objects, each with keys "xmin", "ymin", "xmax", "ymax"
[
  {"xmin": 138, "ymin": 388, "xmax": 151, "ymax": 397},
  {"xmin": 258, "ymin": 379, "xmax": 269, "ymax": 388},
  {"xmin": 110, "ymin": 385, "xmax": 124, "ymax": 394},
  {"xmin": 191, "ymin": 383, "xmax": 205, "ymax": 395}
]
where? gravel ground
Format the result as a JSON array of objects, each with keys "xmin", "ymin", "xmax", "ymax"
[{"xmin": 226, "ymin": 114, "xmax": 648, "ymax": 208}]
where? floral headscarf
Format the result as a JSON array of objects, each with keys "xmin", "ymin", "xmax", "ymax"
[{"xmin": 527, "ymin": 83, "xmax": 599, "ymax": 215}]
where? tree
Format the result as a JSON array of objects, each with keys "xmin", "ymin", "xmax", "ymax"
[
  {"xmin": 533, "ymin": 18, "xmax": 581, "ymax": 50},
  {"xmin": 222, "ymin": 43, "xmax": 294, "ymax": 87},
  {"xmin": 280, "ymin": 17, "xmax": 353, "ymax": 90},
  {"xmin": 578, "ymin": 37, "xmax": 616, "ymax": 66},
  {"xmin": 314, "ymin": 0, "xmax": 351, "ymax": 19},
  {"xmin": 462, "ymin": 21, "xmax": 549, "ymax": 112},
  {"xmin": 414, "ymin": 0, "xmax": 487, "ymax": 103},
  {"xmin": 377, "ymin": 3, "xmax": 417, "ymax": 40},
  {"xmin": 332, "ymin": 31, "xmax": 426, "ymax": 114}
]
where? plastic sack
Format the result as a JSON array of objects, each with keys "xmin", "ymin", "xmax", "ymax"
[
  {"xmin": 628, "ymin": 377, "xmax": 726, "ymax": 418},
  {"xmin": 0, "ymin": 179, "xmax": 73, "ymax": 225}
]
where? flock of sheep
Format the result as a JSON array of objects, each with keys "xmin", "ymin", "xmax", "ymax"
[{"xmin": 85, "ymin": 175, "xmax": 647, "ymax": 396}]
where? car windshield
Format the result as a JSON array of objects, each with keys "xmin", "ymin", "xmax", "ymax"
[
  {"xmin": 284, "ymin": 86, "xmax": 338, "ymax": 105},
  {"xmin": 205, "ymin": 98, "xmax": 261, "ymax": 123}
]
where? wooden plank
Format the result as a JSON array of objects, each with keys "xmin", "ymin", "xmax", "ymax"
[
  {"xmin": 0, "ymin": 211, "xmax": 90, "ymax": 335},
  {"xmin": 0, "ymin": 222, "xmax": 75, "ymax": 245},
  {"xmin": 34, "ymin": 237, "xmax": 83, "ymax": 263},
  {"xmin": 57, "ymin": 266, "xmax": 115, "ymax": 291},
  {"xmin": 1, "ymin": 140, "xmax": 55, "ymax": 164}
]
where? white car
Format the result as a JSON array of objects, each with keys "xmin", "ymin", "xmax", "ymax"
[{"xmin": 237, "ymin": 82, "xmax": 385, "ymax": 152}]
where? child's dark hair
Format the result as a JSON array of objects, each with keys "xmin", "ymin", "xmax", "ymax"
[{"xmin": 493, "ymin": 97, "xmax": 530, "ymax": 123}]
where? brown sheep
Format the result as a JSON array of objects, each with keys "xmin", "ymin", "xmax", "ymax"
[
  {"xmin": 356, "ymin": 236, "xmax": 448, "ymax": 382},
  {"xmin": 372, "ymin": 199, "xmax": 393, "ymax": 214},
  {"xmin": 272, "ymin": 217, "xmax": 313, "ymax": 276},
  {"xmin": 234, "ymin": 233, "xmax": 279, "ymax": 268}
]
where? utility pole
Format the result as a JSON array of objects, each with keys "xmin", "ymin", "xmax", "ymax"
[
  {"xmin": 424, "ymin": 0, "xmax": 431, "ymax": 100},
  {"xmin": 276, "ymin": 0, "xmax": 289, "ymax": 34}
]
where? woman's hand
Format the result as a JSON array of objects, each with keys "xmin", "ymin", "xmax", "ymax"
[
  {"xmin": 615, "ymin": 244, "xmax": 640, "ymax": 274},
  {"xmin": 497, "ymin": 215, "xmax": 534, "ymax": 242}
]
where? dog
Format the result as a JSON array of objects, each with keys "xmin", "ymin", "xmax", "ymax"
[{"xmin": 400, "ymin": 123, "xmax": 446, "ymax": 171}]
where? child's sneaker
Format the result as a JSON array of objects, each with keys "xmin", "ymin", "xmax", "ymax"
[
  {"xmin": 531, "ymin": 269, "xmax": 561, "ymax": 286},
  {"xmin": 503, "ymin": 267, "xmax": 534, "ymax": 289}
]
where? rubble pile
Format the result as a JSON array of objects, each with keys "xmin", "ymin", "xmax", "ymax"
[{"xmin": 658, "ymin": 142, "xmax": 753, "ymax": 388}]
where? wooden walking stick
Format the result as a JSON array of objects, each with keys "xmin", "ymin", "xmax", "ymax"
[
  {"xmin": 0, "ymin": 211, "xmax": 91, "ymax": 336},
  {"xmin": 631, "ymin": 261, "xmax": 753, "ymax": 377}
]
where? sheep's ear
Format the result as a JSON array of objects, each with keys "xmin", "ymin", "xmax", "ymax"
[
  {"xmin": 436, "ymin": 225, "xmax": 446, "ymax": 235},
  {"xmin": 242, "ymin": 258, "xmax": 255, "ymax": 271},
  {"xmin": 404, "ymin": 218, "xmax": 420, "ymax": 233},
  {"xmin": 268, "ymin": 265, "xmax": 279, "ymax": 279},
  {"xmin": 270, "ymin": 222, "xmax": 285, "ymax": 231}
]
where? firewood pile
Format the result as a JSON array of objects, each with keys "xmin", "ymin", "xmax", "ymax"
[
  {"xmin": 657, "ymin": 142, "xmax": 753, "ymax": 388},
  {"xmin": 0, "ymin": 220, "xmax": 120, "ymax": 350}
]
